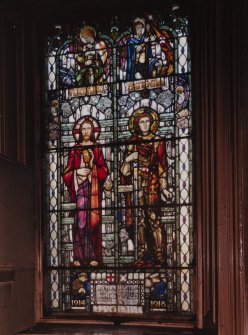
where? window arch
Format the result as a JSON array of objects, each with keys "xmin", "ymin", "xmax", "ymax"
[{"xmin": 45, "ymin": 10, "xmax": 193, "ymax": 319}]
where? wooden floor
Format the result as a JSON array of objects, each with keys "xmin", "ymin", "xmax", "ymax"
[{"xmin": 17, "ymin": 323, "xmax": 206, "ymax": 335}]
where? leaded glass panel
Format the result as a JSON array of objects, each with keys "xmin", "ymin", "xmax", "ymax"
[{"xmin": 45, "ymin": 11, "xmax": 193, "ymax": 318}]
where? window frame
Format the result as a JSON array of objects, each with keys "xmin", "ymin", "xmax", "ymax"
[
  {"xmin": 32, "ymin": 0, "xmax": 246, "ymax": 333},
  {"xmin": 34, "ymin": 2, "xmax": 201, "ymax": 329}
]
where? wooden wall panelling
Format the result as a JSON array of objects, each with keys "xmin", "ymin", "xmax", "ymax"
[{"xmin": 0, "ymin": 8, "xmax": 26, "ymax": 164}]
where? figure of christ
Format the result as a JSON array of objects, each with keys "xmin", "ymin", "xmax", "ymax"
[
  {"xmin": 121, "ymin": 108, "xmax": 173, "ymax": 266},
  {"xmin": 63, "ymin": 117, "xmax": 108, "ymax": 267}
]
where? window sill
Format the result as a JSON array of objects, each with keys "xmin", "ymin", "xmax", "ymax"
[{"xmin": 17, "ymin": 323, "xmax": 206, "ymax": 335}]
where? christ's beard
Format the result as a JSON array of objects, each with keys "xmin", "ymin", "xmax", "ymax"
[{"xmin": 83, "ymin": 135, "xmax": 91, "ymax": 142}]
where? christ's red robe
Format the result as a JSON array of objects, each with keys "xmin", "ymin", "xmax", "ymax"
[{"xmin": 63, "ymin": 144, "xmax": 108, "ymax": 264}]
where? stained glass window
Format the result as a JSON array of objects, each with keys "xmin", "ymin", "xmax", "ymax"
[{"xmin": 45, "ymin": 11, "xmax": 193, "ymax": 318}]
